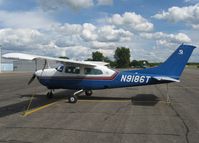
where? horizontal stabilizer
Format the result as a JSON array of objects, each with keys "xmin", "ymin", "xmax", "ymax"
[{"xmin": 152, "ymin": 76, "xmax": 180, "ymax": 82}]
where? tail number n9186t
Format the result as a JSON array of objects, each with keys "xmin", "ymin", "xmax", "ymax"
[{"xmin": 120, "ymin": 75, "xmax": 151, "ymax": 83}]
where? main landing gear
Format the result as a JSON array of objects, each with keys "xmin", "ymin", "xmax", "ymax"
[
  {"xmin": 68, "ymin": 89, "xmax": 93, "ymax": 103},
  {"xmin": 46, "ymin": 89, "xmax": 93, "ymax": 103},
  {"xmin": 85, "ymin": 90, "xmax": 93, "ymax": 96},
  {"xmin": 47, "ymin": 90, "xmax": 54, "ymax": 98}
]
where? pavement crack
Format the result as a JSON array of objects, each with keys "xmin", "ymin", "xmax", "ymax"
[
  {"xmin": 169, "ymin": 103, "xmax": 190, "ymax": 143},
  {"xmin": 6, "ymin": 126, "xmax": 180, "ymax": 137},
  {"xmin": 0, "ymin": 139, "xmax": 32, "ymax": 143},
  {"xmin": 103, "ymin": 103, "xmax": 130, "ymax": 121},
  {"xmin": 154, "ymin": 84, "xmax": 190, "ymax": 143}
]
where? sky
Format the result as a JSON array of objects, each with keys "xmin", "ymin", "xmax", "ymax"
[{"xmin": 0, "ymin": 0, "xmax": 198, "ymax": 62}]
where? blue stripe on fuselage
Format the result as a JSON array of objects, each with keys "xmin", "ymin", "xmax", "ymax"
[{"xmin": 37, "ymin": 71, "xmax": 167, "ymax": 90}]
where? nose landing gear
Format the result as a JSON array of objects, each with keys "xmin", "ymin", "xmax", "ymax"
[
  {"xmin": 68, "ymin": 89, "xmax": 93, "ymax": 103},
  {"xmin": 68, "ymin": 89, "xmax": 84, "ymax": 103}
]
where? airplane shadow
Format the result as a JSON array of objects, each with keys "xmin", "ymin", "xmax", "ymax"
[
  {"xmin": 78, "ymin": 96, "xmax": 131, "ymax": 100},
  {"xmin": 0, "ymin": 91, "xmax": 159, "ymax": 118},
  {"xmin": 79, "ymin": 94, "xmax": 159, "ymax": 106},
  {"xmin": 0, "ymin": 90, "xmax": 74, "ymax": 118},
  {"xmin": 131, "ymin": 94, "xmax": 159, "ymax": 106}
]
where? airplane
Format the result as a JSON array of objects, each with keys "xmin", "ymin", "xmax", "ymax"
[{"xmin": 2, "ymin": 44, "xmax": 196, "ymax": 103}]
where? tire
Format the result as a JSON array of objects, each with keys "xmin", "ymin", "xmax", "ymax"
[
  {"xmin": 85, "ymin": 90, "xmax": 93, "ymax": 96},
  {"xmin": 47, "ymin": 92, "xmax": 53, "ymax": 99},
  {"xmin": 68, "ymin": 95, "xmax": 77, "ymax": 103}
]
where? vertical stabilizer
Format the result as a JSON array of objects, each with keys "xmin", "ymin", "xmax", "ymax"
[{"xmin": 139, "ymin": 44, "xmax": 196, "ymax": 78}]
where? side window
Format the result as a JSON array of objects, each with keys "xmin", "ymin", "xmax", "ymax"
[
  {"xmin": 65, "ymin": 66, "xmax": 80, "ymax": 74},
  {"xmin": 84, "ymin": 68, "xmax": 103, "ymax": 75}
]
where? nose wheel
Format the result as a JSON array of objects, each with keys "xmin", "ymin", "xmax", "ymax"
[
  {"xmin": 68, "ymin": 95, "xmax": 78, "ymax": 103},
  {"xmin": 68, "ymin": 89, "xmax": 85, "ymax": 103},
  {"xmin": 67, "ymin": 89, "xmax": 93, "ymax": 103}
]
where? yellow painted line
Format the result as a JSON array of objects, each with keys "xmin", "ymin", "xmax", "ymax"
[{"xmin": 23, "ymin": 102, "xmax": 56, "ymax": 117}]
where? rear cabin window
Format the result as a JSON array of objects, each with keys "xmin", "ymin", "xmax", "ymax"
[
  {"xmin": 65, "ymin": 66, "xmax": 80, "ymax": 74},
  {"xmin": 84, "ymin": 68, "xmax": 103, "ymax": 75}
]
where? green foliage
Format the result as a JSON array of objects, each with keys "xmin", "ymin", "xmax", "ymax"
[
  {"xmin": 187, "ymin": 62, "xmax": 199, "ymax": 66},
  {"xmin": 103, "ymin": 57, "xmax": 111, "ymax": 62},
  {"xmin": 92, "ymin": 51, "xmax": 104, "ymax": 61},
  {"xmin": 85, "ymin": 58, "xmax": 93, "ymax": 61},
  {"xmin": 148, "ymin": 62, "xmax": 161, "ymax": 67},
  {"xmin": 131, "ymin": 60, "xmax": 150, "ymax": 68},
  {"xmin": 114, "ymin": 47, "xmax": 130, "ymax": 68}
]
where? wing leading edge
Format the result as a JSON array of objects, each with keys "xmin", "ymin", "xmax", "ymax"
[{"xmin": 2, "ymin": 53, "xmax": 109, "ymax": 67}]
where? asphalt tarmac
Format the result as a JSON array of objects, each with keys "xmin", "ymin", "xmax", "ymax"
[{"xmin": 0, "ymin": 69, "xmax": 199, "ymax": 143}]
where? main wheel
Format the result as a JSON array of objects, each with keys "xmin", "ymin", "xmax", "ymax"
[
  {"xmin": 47, "ymin": 91, "xmax": 53, "ymax": 98},
  {"xmin": 85, "ymin": 90, "xmax": 93, "ymax": 96},
  {"xmin": 68, "ymin": 95, "xmax": 77, "ymax": 103}
]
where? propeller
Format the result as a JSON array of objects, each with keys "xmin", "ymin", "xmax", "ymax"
[
  {"xmin": 27, "ymin": 59, "xmax": 38, "ymax": 85},
  {"xmin": 28, "ymin": 59, "xmax": 47, "ymax": 85},
  {"xmin": 28, "ymin": 73, "xmax": 36, "ymax": 85}
]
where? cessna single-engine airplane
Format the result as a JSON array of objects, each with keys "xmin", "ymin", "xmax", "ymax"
[{"xmin": 3, "ymin": 44, "xmax": 196, "ymax": 103}]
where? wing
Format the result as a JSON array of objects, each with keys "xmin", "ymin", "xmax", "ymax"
[
  {"xmin": 2, "ymin": 53, "xmax": 108, "ymax": 67},
  {"xmin": 152, "ymin": 76, "xmax": 180, "ymax": 82}
]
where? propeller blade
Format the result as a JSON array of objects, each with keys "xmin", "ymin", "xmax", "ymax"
[{"xmin": 28, "ymin": 74, "xmax": 36, "ymax": 85}]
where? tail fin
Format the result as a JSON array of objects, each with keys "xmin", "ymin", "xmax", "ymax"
[{"xmin": 142, "ymin": 44, "xmax": 196, "ymax": 78}]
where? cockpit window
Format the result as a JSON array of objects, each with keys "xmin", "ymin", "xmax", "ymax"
[
  {"xmin": 55, "ymin": 65, "xmax": 64, "ymax": 72},
  {"xmin": 84, "ymin": 68, "xmax": 103, "ymax": 75},
  {"xmin": 65, "ymin": 66, "xmax": 80, "ymax": 74}
]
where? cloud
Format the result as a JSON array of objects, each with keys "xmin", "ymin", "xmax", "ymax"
[
  {"xmin": 52, "ymin": 23, "xmax": 83, "ymax": 36},
  {"xmin": 0, "ymin": 28, "xmax": 44, "ymax": 51},
  {"xmin": 97, "ymin": 0, "xmax": 113, "ymax": 6},
  {"xmin": 97, "ymin": 25, "xmax": 133, "ymax": 42},
  {"xmin": 140, "ymin": 32, "xmax": 191, "ymax": 48},
  {"xmin": 0, "ymin": 10, "xmax": 57, "ymax": 29},
  {"xmin": 153, "ymin": 3, "xmax": 199, "ymax": 29},
  {"xmin": 0, "ymin": 22, "xmax": 133, "ymax": 59},
  {"xmin": 81, "ymin": 23, "xmax": 97, "ymax": 41},
  {"xmin": 103, "ymin": 12, "xmax": 154, "ymax": 32},
  {"xmin": 38, "ymin": 0, "xmax": 94, "ymax": 11},
  {"xmin": 90, "ymin": 41, "xmax": 116, "ymax": 49},
  {"xmin": 0, "ymin": 22, "xmax": 193, "ymax": 61},
  {"xmin": 81, "ymin": 24, "xmax": 133, "ymax": 42},
  {"xmin": 0, "ymin": 7, "xmax": 195, "ymax": 62},
  {"xmin": 60, "ymin": 45, "xmax": 91, "ymax": 60},
  {"xmin": 184, "ymin": 0, "xmax": 199, "ymax": 3},
  {"xmin": 140, "ymin": 32, "xmax": 191, "ymax": 43},
  {"xmin": 38, "ymin": 0, "xmax": 113, "ymax": 11}
]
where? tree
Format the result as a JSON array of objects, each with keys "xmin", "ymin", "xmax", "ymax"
[
  {"xmin": 92, "ymin": 51, "xmax": 104, "ymax": 61},
  {"xmin": 114, "ymin": 47, "xmax": 130, "ymax": 68},
  {"xmin": 130, "ymin": 60, "xmax": 150, "ymax": 68}
]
